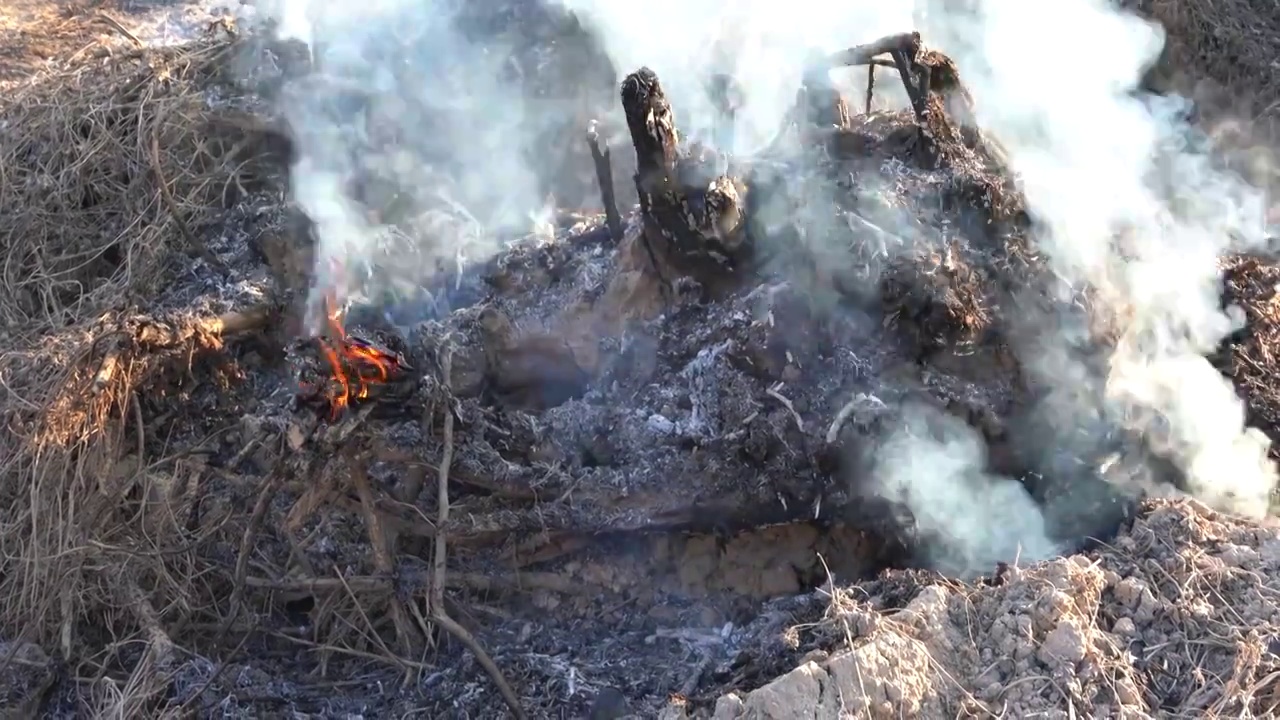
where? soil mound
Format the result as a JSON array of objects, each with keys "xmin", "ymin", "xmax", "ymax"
[{"xmin": 686, "ymin": 498, "xmax": 1280, "ymax": 718}]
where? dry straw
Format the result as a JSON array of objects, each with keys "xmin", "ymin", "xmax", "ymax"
[
  {"xmin": 0, "ymin": 25, "xmax": 280, "ymax": 715},
  {"xmin": 1130, "ymin": 0, "xmax": 1280, "ymax": 149}
]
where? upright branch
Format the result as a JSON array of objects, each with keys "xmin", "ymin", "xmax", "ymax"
[
  {"xmin": 585, "ymin": 120, "xmax": 623, "ymax": 243},
  {"xmin": 428, "ymin": 344, "xmax": 527, "ymax": 720},
  {"xmin": 620, "ymin": 67, "xmax": 750, "ymax": 294},
  {"xmin": 621, "ymin": 68, "xmax": 680, "ymax": 188}
]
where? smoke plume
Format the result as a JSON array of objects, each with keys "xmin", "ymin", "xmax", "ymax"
[
  {"xmin": 259, "ymin": 0, "xmax": 1277, "ymax": 574},
  {"xmin": 259, "ymin": 0, "xmax": 607, "ymax": 330},
  {"xmin": 556, "ymin": 0, "xmax": 1276, "ymax": 571}
]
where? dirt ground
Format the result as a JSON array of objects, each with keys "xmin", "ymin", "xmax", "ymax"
[{"xmin": 1, "ymin": 1, "xmax": 1279, "ymax": 719}]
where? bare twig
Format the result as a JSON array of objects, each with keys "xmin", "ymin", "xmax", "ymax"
[
  {"xmin": 149, "ymin": 129, "xmax": 226, "ymax": 272},
  {"xmin": 220, "ymin": 451, "xmax": 288, "ymax": 640},
  {"xmin": 865, "ymin": 62, "xmax": 876, "ymax": 114},
  {"xmin": 430, "ymin": 342, "xmax": 527, "ymax": 720},
  {"xmin": 112, "ymin": 575, "xmax": 178, "ymax": 715},
  {"xmin": 827, "ymin": 392, "xmax": 888, "ymax": 444},
  {"xmin": 92, "ymin": 13, "xmax": 144, "ymax": 48},
  {"xmin": 766, "ymin": 382, "xmax": 805, "ymax": 433}
]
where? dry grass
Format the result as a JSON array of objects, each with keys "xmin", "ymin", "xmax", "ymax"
[
  {"xmin": 0, "ymin": 35, "xmax": 257, "ymax": 333},
  {"xmin": 0, "ymin": 28, "xmax": 283, "ymax": 715},
  {"xmin": 1216, "ymin": 256, "xmax": 1280, "ymax": 440},
  {"xmin": 1126, "ymin": 0, "xmax": 1280, "ymax": 179}
]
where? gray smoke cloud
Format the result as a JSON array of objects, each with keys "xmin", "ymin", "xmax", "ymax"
[
  {"xmin": 257, "ymin": 0, "xmax": 1277, "ymax": 575},
  {"xmin": 556, "ymin": 0, "xmax": 1276, "ymax": 572}
]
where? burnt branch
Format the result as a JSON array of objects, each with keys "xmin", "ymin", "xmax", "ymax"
[
  {"xmin": 586, "ymin": 120, "xmax": 623, "ymax": 243},
  {"xmin": 823, "ymin": 32, "xmax": 930, "ymax": 120},
  {"xmin": 828, "ymin": 32, "xmax": 922, "ymax": 69},
  {"xmin": 429, "ymin": 344, "xmax": 527, "ymax": 720},
  {"xmin": 620, "ymin": 68, "xmax": 751, "ymax": 294},
  {"xmin": 621, "ymin": 67, "xmax": 679, "ymax": 188}
]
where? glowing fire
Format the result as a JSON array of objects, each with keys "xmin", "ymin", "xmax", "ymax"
[{"xmin": 311, "ymin": 292, "xmax": 406, "ymax": 420}]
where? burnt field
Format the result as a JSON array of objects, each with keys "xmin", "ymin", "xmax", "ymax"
[{"xmin": 1, "ymin": 1, "xmax": 1280, "ymax": 718}]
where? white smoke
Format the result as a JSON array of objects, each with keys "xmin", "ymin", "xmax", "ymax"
[
  {"xmin": 258, "ymin": 0, "xmax": 573, "ymax": 330},
  {"xmin": 872, "ymin": 405, "xmax": 1061, "ymax": 577},
  {"xmin": 911, "ymin": 1, "xmax": 1275, "ymax": 519},
  {"xmin": 556, "ymin": 0, "xmax": 1275, "ymax": 570}
]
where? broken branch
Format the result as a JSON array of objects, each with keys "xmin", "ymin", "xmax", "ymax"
[
  {"xmin": 823, "ymin": 32, "xmax": 930, "ymax": 121},
  {"xmin": 201, "ymin": 305, "xmax": 274, "ymax": 336},
  {"xmin": 586, "ymin": 120, "xmax": 624, "ymax": 243}
]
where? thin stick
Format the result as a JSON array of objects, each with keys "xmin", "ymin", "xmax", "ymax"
[
  {"xmin": 352, "ymin": 455, "xmax": 419, "ymax": 654},
  {"xmin": 220, "ymin": 454, "xmax": 288, "ymax": 641},
  {"xmin": 865, "ymin": 63, "xmax": 876, "ymax": 114},
  {"xmin": 431, "ymin": 343, "xmax": 527, "ymax": 720},
  {"xmin": 149, "ymin": 129, "xmax": 225, "ymax": 271},
  {"xmin": 586, "ymin": 121, "xmax": 623, "ymax": 243},
  {"xmin": 93, "ymin": 13, "xmax": 144, "ymax": 48}
]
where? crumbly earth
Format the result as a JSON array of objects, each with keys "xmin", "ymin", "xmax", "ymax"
[{"xmin": 679, "ymin": 498, "xmax": 1280, "ymax": 719}]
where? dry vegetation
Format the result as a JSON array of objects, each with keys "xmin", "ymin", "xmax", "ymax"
[
  {"xmin": 0, "ymin": 1, "xmax": 1278, "ymax": 719},
  {"xmin": 0, "ymin": 14, "xmax": 289, "ymax": 716}
]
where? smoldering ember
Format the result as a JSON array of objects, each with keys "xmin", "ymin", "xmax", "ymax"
[{"xmin": 2, "ymin": 1, "xmax": 1280, "ymax": 718}]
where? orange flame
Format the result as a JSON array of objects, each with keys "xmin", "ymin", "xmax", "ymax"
[{"xmin": 314, "ymin": 292, "xmax": 402, "ymax": 420}]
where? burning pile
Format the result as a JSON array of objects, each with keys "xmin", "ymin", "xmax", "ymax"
[
  {"xmin": 2, "ymin": 6, "xmax": 1280, "ymax": 720},
  {"xmin": 299, "ymin": 293, "xmax": 413, "ymax": 419}
]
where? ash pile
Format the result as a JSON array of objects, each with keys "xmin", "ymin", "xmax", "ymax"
[{"xmin": 314, "ymin": 32, "xmax": 1145, "ymax": 580}]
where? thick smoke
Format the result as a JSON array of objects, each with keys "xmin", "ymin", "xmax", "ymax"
[
  {"xmin": 259, "ymin": 0, "xmax": 598, "ymax": 330},
  {"xmin": 557, "ymin": 0, "xmax": 1277, "ymax": 571},
  {"xmin": 910, "ymin": 1, "xmax": 1275, "ymax": 519}
]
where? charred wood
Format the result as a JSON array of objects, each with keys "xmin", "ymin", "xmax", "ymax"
[
  {"xmin": 620, "ymin": 68, "xmax": 750, "ymax": 294},
  {"xmin": 586, "ymin": 120, "xmax": 624, "ymax": 243}
]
